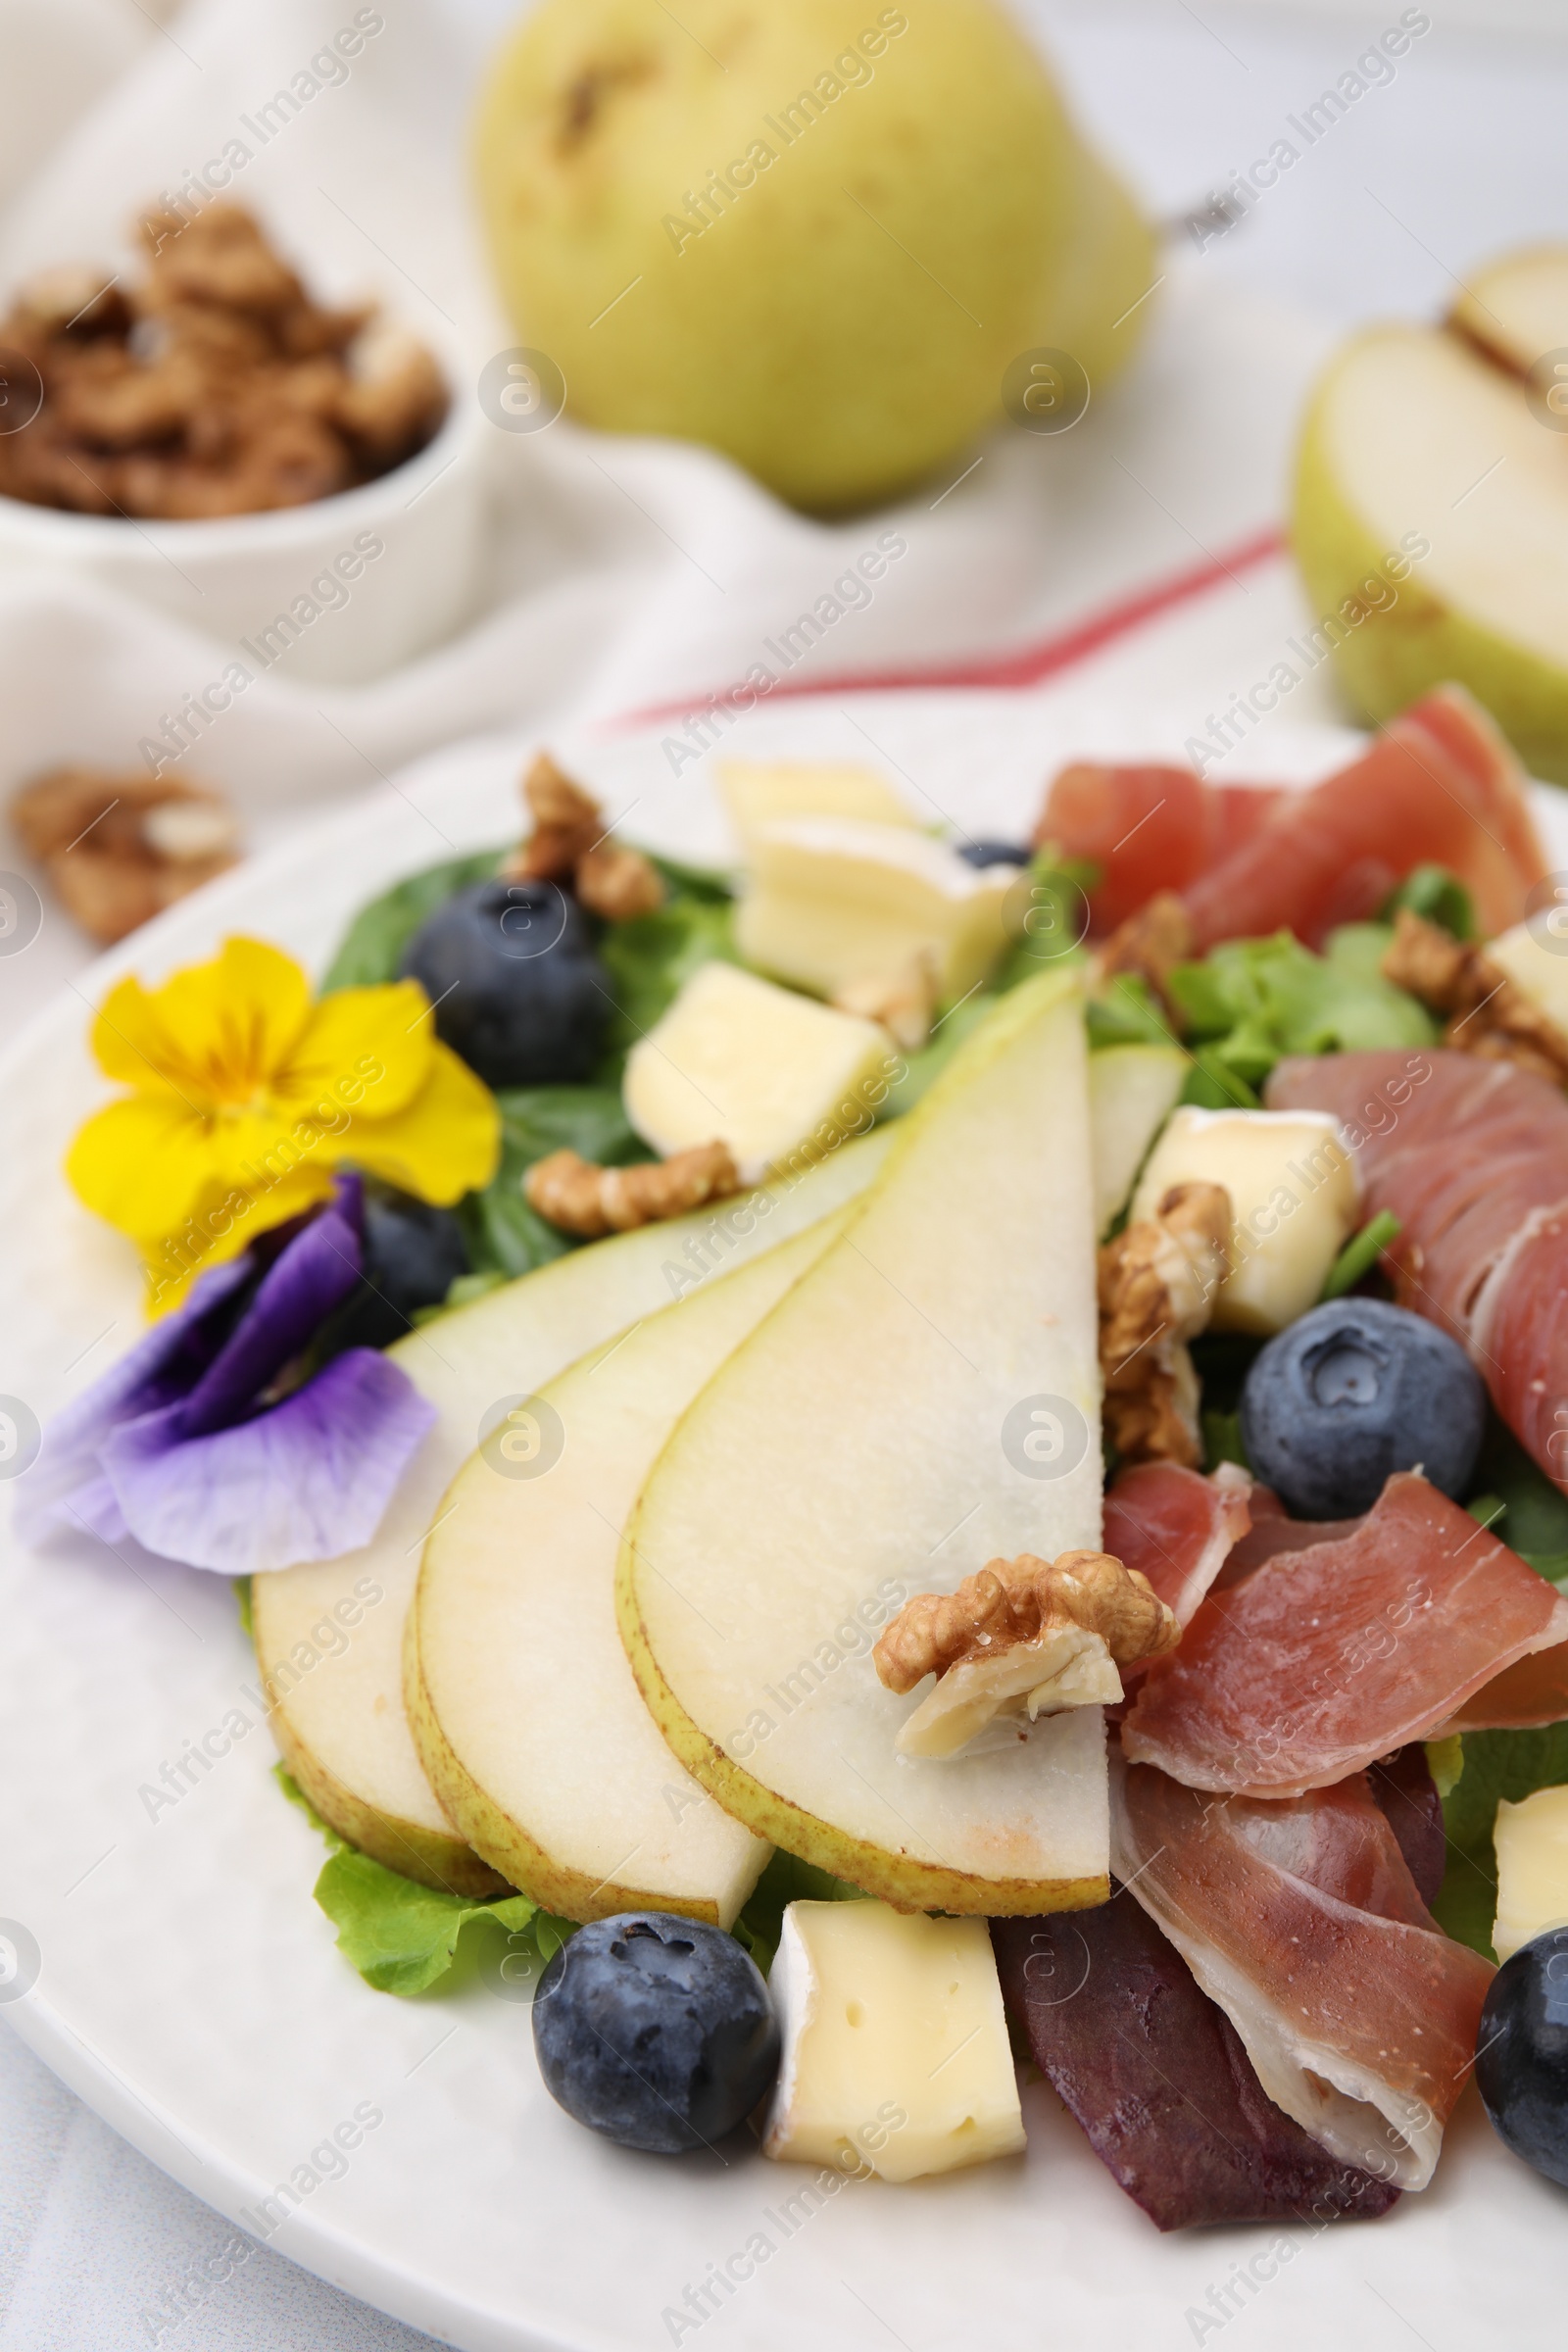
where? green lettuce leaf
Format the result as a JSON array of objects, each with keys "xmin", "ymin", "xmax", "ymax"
[
  {"xmin": 457, "ymin": 1086, "xmax": 652, "ymax": 1281},
  {"xmin": 597, "ymin": 895, "xmax": 737, "ymax": 1071},
  {"xmin": 1381, "ymin": 862, "xmax": 1475, "ymax": 941},
  {"xmin": 731, "ymin": 1848, "xmax": 867, "ymax": 1974},
  {"xmin": 1469, "ymin": 1420, "xmax": 1568, "ymax": 1581},
  {"xmin": 1433, "ymin": 1727, "xmax": 1568, "ymax": 1959},
  {"xmin": 1166, "ymin": 925, "xmax": 1436, "ymax": 1096},
  {"xmin": 274, "ymin": 1767, "xmax": 574, "ymax": 1996},
  {"xmin": 320, "ymin": 849, "xmax": 506, "ymax": 992}
]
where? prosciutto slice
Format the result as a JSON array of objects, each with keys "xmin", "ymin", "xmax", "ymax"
[
  {"xmin": 992, "ymin": 1896, "xmax": 1400, "ymax": 2230},
  {"xmin": 1111, "ymin": 1756, "xmax": 1494, "ymax": 2188},
  {"xmin": 1267, "ymin": 1050, "xmax": 1568, "ymax": 1493},
  {"xmin": 1035, "ymin": 761, "xmax": 1283, "ymax": 936},
  {"xmin": 1121, "ymin": 1473, "xmax": 1568, "ymax": 1796},
  {"xmin": 1103, "ymin": 1460, "xmax": 1252, "ymax": 1626},
  {"xmin": 1446, "ymin": 1642, "xmax": 1568, "ymax": 1732},
  {"xmin": 1182, "ymin": 688, "xmax": 1544, "ymax": 951}
]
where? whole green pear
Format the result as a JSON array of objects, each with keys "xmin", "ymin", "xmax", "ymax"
[{"xmin": 473, "ymin": 0, "xmax": 1154, "ymax": 512}]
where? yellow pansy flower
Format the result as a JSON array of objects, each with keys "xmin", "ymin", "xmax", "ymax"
[{"xmin": 68, "ymin": 937, "xmax": 501, "ymax": 1310}]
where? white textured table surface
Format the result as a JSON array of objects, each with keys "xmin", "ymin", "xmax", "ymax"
[{"xmin": 3, "ymin": 2, "xmax": 1567, "ymax": 2346}]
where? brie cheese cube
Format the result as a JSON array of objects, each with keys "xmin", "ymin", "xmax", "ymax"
[
  {"xmin": 1494, "ymin": 1783, "xmax": 1568, "ymax": 1961},
  {"xmin": 761, "ymin": 1901, "xmax": 1025, "ymax": 2182},
  {"xmin": 735, "ymin": 816, "xmax": 1020, "ymax": 1003},
  {"xmin": 719, "ymin": 760, "xmax": 918, "ymax": 852},
  {"xmin": 1487, "ymin": 920, "xmax": 1568, "ymax": 1038},
  {"xmin": 622, "ymin": 961, "xmax": 892, "ymax": 1184},
  {"xmin": 1130, "ymin": 1105, "xmax": 1358, "ymax": 1335}
]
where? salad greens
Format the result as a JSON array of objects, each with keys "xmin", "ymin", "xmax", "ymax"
[
  {"xmin": 1165, "ymin": 925, "xmax": 1437, "ymax": 1095},
  {"xmin": 730, "ymin": 1850, "xmax": 867, "ymax": 1974},
  {"xmin": 320, "ymin": 850, "xmax": 506, "ymax": 993},
  {"xmin": 1321, "ymin": 1210, "xmax": 1402, "ymax": 1301},
  {"xmin": 597, "ymin": 892, "xmax": 736, "ymax": 1071},
  {"xmin": 1435, "ymin": 1727, "xmax": 1568, "ymax": 1959},
  {"xmin": 275, "ymin": 1768, "xmax": 575, "ymax": 1996},
  {"xmin": 458, "ymin": 1086, "xmax": 650, "ymax": 1282}
]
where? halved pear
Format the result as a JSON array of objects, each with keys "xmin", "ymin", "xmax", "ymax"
[
  {"xmin": 617, "ymin": 967, "xmax": 1109, "ymax": 1918},
  {"xmin": 407, "ymin": 1215, "xmax": 855, "ymax": 1926},
  {"xmin": 1450, "ymin": 244, "xmax": 1568, "ymax": 378},
  {"xmin": 252, "ymin": 1131, "xmax": 891, "ymax": 1893},
  {"xmin": 1291, "ymin": 318, "xmax": 1568, "ymax": 781},
  {"xmin": 1088, "ymin": 1041, "xmax": 1188, "ymax": 1238}
]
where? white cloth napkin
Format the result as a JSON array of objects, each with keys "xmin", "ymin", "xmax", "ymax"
[{"xmin": 0, "ymin": 2, "xmax": 1350, "ymax": 2347}]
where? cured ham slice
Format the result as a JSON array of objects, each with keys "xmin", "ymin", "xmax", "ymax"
[
  {"xmin": 1035, "ymin": 762, "xmax": 1283, "ymax": 935},
  {"xmin": 1215, "ymin": 1486, "xmax": 1364, "ymax": 1587},
  {"xmin": 1182, "ymin": 688, "xmax": 1544, "ymax": 951},
  {"xmin": 992, "ymin": 1896, "xmax": 1400, "ymax": 2230},
  {"xmin": 1446, "ymin": 1642, "xmax": 1568, "ymax": 1732},
  {"xmin": 1103, "ymin": 1459, "xmax": 1252, "ymax": 1626},
  {"xmin": 1367, "ymin": 1743, "xmax": 1446, "ymax": 1905},
  {"xmin": 1267, "ymin": 1051, "xmax": 1568, "ymax": 1494},
  {"xmin": 1110, "ymin": 1756, "xmax": 1494, "ymax": 2188},
  {"xmin": 1121, "ymin": 1473, "xmax": 1568, "ymax": 1797}
]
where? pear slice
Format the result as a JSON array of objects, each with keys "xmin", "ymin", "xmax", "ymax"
[
  {"xmin": 1087, "ymin": 1041, "xmax": 1188, "ymax": 1238},
  {"xmin": 617, "ymin": 967, "xmax": 1108, "ymax": 1917},
  {"xmin": 1449, "ymin": 245, "xmax": 1568, "ymax": 378},
  {"xmin": 407, "ymin": 1213, "xmax": 857, "ymax": 1926},
  {"xmin": 251, "ymin": 1131, "xmax": 891, "ymax": 1894},
  {"xmin": 1291, "ymin": 319, "xmax": 1568, "ymax": 781}
]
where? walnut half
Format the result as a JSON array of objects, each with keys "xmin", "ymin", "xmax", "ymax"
[
  {"xmin": 505, "ymin": 752, "xmax": 665, "ymax": 921},
  {"xmin": 524, "ymin": 1141, "xmax": 741, "ymax": 1238},
  {"xmin": 1382, "ymin": 906, "xmax": 1568, "ymax": 1086},
  {"xmin": 1099, "ymin": 1179, "xmax": 1231, "ymax": 1467},
  {"xmin": 874, "ymin": 1548, "xmax": 1180, "ymax": 1760},
  {"xmin": 10, "ymin": 766, "xmax": 240, "ymax": 943}
]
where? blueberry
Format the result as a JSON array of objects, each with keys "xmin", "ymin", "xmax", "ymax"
[
  {"xmin": 334, "ymin": 1190, "xmax": 468, "ymax": 1350},
  {"xmin": 532, "ymin": 1912, "xmax": 778, "ymax": 2154},
  {"xmin": 399, "ymin": 879, "xmax": 610, "ymax": 1089},
  {"xmin": 1239, "ymin": 1297, "xmax": 1485, "ymax": 1518},
  {"xmin": 1476, "ymin": 1928, "xmax": 1568, "ymax": 2187},
  {"xmin": 956, "ymin": 838, "xmax": 1028, "ymax": 868}
]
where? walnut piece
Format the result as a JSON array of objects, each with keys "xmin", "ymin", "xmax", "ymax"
[
  {"xmin": 0, "ymin": 201, "xmax": 445, "ymax": 520},
  {"xmin": 1099, "ymin": 1180, "xmax": 1231, "ymax": 1467},
  {"xmin": 1097, "ymin": 890, "xmax": 1194, "ymax": 1027},
  {"xmin": 10, "ymin": 766, "xmax": 240, "ymax": 944},
  {"xmin": 575, "ymin": 842, "xmax": 665, "ymax": 922},
  {"xmin": 1382, "ymin": 907, "xmax": 1568, "ymax": 1086},
  {"xmin": 875, "ymin": 1549, "xmax": 1181, "ymax": 1760},
  {"xmin": 506, "ymin": 752, "xmax": 665, "ymax": 921},
  {"xmin": 832, "ymin": 951, "xmax": 938, "ymax": 1051},
  {"xmin": 524, "ymin": 1141, "xmax": 741, "ymax": 1238}
]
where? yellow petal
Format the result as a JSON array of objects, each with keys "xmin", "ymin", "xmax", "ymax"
[
  {"xmin": 342, "ymin": 1042, "xmax": 500, "ymax": 1203},
  {"xmin": 274, "ymin": 981, "xmax": 433, "ymax": 1125},
  {"xmin": 67, "ymin": 1096, "xmax": 226, "ymax": 1237},
  {"xmin": 140, "ymin": 1166, "xmax": 335, "ymax": 1316},
  {"xmin": 103, "ymin": 939, "xmax": 315, "ymax": 1106}
]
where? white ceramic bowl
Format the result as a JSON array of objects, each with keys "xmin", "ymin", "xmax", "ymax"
[{"xmin": 0, "ymin": 330, "xmax": 487, "ymax": 684}]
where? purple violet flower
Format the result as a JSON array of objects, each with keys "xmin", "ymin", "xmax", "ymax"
[{"xmin": 18, "ymin": 1179, "xmax": 436, "ymax": 1575}]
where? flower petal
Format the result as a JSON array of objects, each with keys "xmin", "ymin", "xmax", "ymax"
[
  {"xmin": 67, "ymin": 1095, "xmax": 221, "ymax": 1239},
  {"xmin": 99, "ymin": 1351, "xmax": 437, "ymax": 1574},
  {"xmin": 151, "ymin": 938, "xmax": 316, "ymax": 1102},
  {"xmin": 276, "ymin": 982, "xmax": 434, "ymax": 1124},
  {"xmin": 345, "ymin": 1042, "xmax": 501, "ymax": 1203},
  {"xmin": 179, "ymin": 1199, "xmax": 363, "ymax": 1436},
  {"xmin": 91, "ymin": 975, "xmax": 196, "ymax": 1097},
  {"xmin": 13, "ymin": 1252, "xmax": 253, "ymax": 1544},
  {"xmin": 141, "ymin": 1165, "xmax": 336, "ymax": 1315}
]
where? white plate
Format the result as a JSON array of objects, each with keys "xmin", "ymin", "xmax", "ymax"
[{"xmin": 3, "ymin": 689, "xmax": 1568, "ymax": 2352}]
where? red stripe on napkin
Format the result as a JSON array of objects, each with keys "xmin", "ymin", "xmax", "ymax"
[{"xmin": 609, "ymin": 522, "xmax": 1286, "ymax": 730}]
